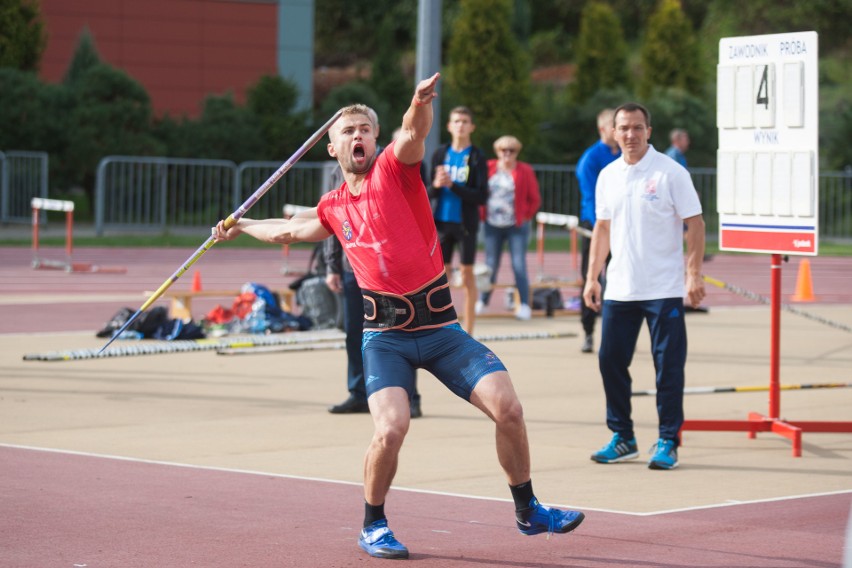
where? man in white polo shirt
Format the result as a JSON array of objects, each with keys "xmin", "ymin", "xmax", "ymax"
[{"xmin": 582, "ymin": 102, "xmax": 705, "ymax": 470}]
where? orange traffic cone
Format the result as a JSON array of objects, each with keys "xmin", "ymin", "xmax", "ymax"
[
  {"xmin": 790, "ymin": 259, "xmax": 815, "ymax": 302},
  {"xmin": 191, "ymin": 270, "xmax": 202, "ymax": 293}
]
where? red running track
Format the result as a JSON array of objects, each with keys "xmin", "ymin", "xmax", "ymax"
[{"xmin": 2, "ymin": 445, "xmax": 849, "ymax": 567}]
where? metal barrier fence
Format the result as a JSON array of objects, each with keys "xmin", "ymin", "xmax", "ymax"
[
  {"xmin": 95, "ymin": 156, "xmax": 237, "ymax": 235},
  {"xmin": 235, "ymin": 161, "xmax": 337, "ymax": 220},
  {"xmin": 0, "ymin": 150, "xmax": 49, "ymax": 224},
  {"xmin": 689, "ymin": 167, "xmax": 720, "ymax": 236},
  {"xmin": 820, "ymin": 170, "xmax": 852, "ymax": 238},
  {"xmin": 94, "ymin": 157, "xmax": 337, "ymax": 236},
  {"xmin": 82, "ymin": 154, "xmax": 852, "ymax": 241}
]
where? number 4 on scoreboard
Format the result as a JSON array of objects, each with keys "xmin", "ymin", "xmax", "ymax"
[{"xmin": 754, "ymin": 64, "xmax": 775, "ymax": 128}]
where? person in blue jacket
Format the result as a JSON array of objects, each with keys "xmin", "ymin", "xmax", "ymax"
[{"xmin": 575, "ymin": 108, "xmax": 620, "ymax": 353}]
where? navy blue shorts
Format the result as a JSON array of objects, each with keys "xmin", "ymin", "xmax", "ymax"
[{"xmin": 362, "ymin": 323, "xmax": 507, "ymax": 401}]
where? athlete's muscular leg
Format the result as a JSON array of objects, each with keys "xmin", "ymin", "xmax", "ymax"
[
  {"xmin": 364, "ymin": 386, "xmax": 411, "ymax": 505},
  {"xmin": 460, "ymin": 263, "xmax": 477, "ymax": 335},
  {"xmin": 468, "ymin": 371, "xmax": 531, "ymax": 485}
]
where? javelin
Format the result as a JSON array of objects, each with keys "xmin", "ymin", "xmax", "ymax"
[
  {"xmin": 633, "ymin": 382, "xmax": 852, "ymax": 397},
  {"xmin": 25, "ymin": 330, "xmax": 347, "ymax": 361},
  {"xmin": 703, "ymin": 275, "xmax": 852, "ymax": 333},
  {"xmin": 96, "ymin": 111, "xmax": 343, "ymax": 354},
  {"xmin": 218, "ymin": 341, "xmax": 347, "ymax": 356},
  {"xmin": 217, "ymin": 330, "xmax": 578, "ymax": 356}
]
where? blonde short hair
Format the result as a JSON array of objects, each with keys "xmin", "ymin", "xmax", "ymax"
[
  {"xmin": 493, "ymin": 135, "xmax": 522, "ymax": 155},
  {"xmin": 597, "ymin": 108, "xmax": 615, "ymax": 129},
  {"xmin": 329, "ymin": 104, "xmax": 379, "ymax": 140}
]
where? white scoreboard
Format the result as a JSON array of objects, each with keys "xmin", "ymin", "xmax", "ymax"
[{"xmin": 716, "ymin": 31, "xmax": 819, "ymax": 255}]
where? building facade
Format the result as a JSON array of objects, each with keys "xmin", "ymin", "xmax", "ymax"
[{"xmin": 37, "ymin": 0, "xmax": 285, "ymax": 117}]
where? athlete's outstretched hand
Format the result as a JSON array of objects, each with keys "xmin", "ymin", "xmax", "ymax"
[{"xmin": 413, "ymin": 73, "xmax": 440, "ymax": 106}]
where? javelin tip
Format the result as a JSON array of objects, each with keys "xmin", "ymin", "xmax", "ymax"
[{"xmin": 97, "ymin": 308, "xmax": 144, "ymax": 354}]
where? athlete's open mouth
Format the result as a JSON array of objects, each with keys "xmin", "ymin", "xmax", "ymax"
[{"xmin": 353, "ymin": 144, "xmax": 365, "ymax": 159}]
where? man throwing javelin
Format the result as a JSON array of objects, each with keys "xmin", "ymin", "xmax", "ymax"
[{"xmin": 214, "ymin": 73, "xmax": 584, "ymax": 560}]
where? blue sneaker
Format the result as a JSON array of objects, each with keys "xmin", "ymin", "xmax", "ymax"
[
  {"xmin": 358, "ymin": 519, "xmax": 409, "ymax": 559},
  {"xmin": 590, "ymin": 433, "xmax": 639, "ymax": 463},
  {"xmin": 517, "ymin": 498, "xmax": 585, "ymax": 536},
  {"xmin": 648, "ymin": 438, "xmax": 679, "ymax": 470}
]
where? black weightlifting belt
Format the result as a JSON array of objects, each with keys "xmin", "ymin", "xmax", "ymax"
[{"xmin": 362, "ymin": 272, "xmax": 457, "ymax": 331}]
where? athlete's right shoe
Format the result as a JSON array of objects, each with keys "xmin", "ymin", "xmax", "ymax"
[
  {"xmin": 590, "ymin": 432, "xmax": 639, "ymax": 463},
  {"xmin": 358, "ymin": 519, "xmax": 409, "ymax": 559},
  {"xmin": 517, "ymin": 497, "xmax": 585, "ymax": 536}
]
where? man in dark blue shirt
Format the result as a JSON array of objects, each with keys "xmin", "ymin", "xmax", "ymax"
[
  {"xmin": 575, "ymin": 108, "xmax": 620, "ymax": 353},
  {"xmin": 665, "ymin": 128, "xmax": 690, "ymax": 168}
]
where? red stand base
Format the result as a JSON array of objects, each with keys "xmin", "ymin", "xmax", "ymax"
[
  {"xmin": 683, "ymin": 255, "xmax": 852, "ymax": 457},
  {"xmin": 33, "ymin": 259, "xmax": 127, "ymax": 274},
  {"xmin": 682, "ymin": 414, "xmax": 852, "ymax": 457}
]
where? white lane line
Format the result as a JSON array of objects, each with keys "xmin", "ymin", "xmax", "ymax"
[{"xmin": 3, "ymin": 443, "xmax": 849, "ymax": 517}]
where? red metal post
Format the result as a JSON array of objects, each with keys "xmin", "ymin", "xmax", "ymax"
[{"xmin": 769, "ymin": 254, "xmax": 781, "ymax": 419}]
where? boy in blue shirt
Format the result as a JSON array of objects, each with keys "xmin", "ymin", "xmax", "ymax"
[{"xmin": 429, "ymin": 106, "xmax": 488, "ymax": 334}]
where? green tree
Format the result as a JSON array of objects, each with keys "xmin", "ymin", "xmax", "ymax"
[
  {"xmin": 528, "ymin": 28, "xmax": 572, "ymax": 67},
  {"xmin": 511, "ymin": 0, "xmax": 532, "ymax": 45},
  {"xmin": 705, "ymin": 0, "xmax": 849, "ymax": 55},
  {"xmin": 0, "ymin": 67, "xmax": 69, "ymax": 152},
  {"xmin": 63, "ymin": 64, "xmax": 161, "ymax": 198},
  {"xmin": 639, "ymin": 0, "xmax": 703, "ymax": 98},
  {"xmin": 528, "ymin": 1, "xmax": 584, "ymax": 39},
  {"xmin": 529, "ymin": 85, "xmax": 631, "ymax": 164},
  {"xmin": 314, "ymin": 0, "xmax": 418, "ymax": 66},
  {"xmin": 151, "ymin": 113, "xmax": 194, "ymax": 158},
  {"xmin": 646, "ymin": 87, "xmax": 715, "ymax": 167},
  {"xmin": 571, "ymin": 1, "xmax": 630, "ymax": 104},
  {"xmin": 0, "ymin": 0, "xmax": 45, "ymax": 71},
  {"xmin": 367, "ymin": 14, "xmax": 412, "ymax": 133},
  {"xmin": 318, "ymin": 82, "xmax": 389, "ymax": 146},
  {"xmin": 822, "ymin": 101, "xmax": 852, "ymax": 170},
  {"xmin": 246, "ymin": 74, "xmax": 311, "ymax": 161},
  {"xmin": 445, "ymin": 0, "xmax": 534, "ymax": 151},
  {"xmin": 63, "ymin": 28, "xmax": 101, "ymax": 86},
  {"xmin": 188, "ymin": 93, "xmax": 264, "ymax": 163}
]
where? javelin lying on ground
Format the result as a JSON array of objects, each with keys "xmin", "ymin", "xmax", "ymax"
[
  {"xmin": 25, "ymin": 330, "xmax": 576, "ymax": 362},
  {"xmin": 96, "ymin": 111, "xmax": 343, "ymax": 354},
  {"xmin": 633, "ymin": 382, "xmax": 852, "ymax": 397},
  {"xmin": 703, "ymin": 274, "xmax": 852, "ymax": 333},
  {"xmin": 216, "ymin": 330, "xmax": 577, "ymax": 356},
  {"xmin": 25, "ymin": 330, "xmax": 346, "ymax": 361}
]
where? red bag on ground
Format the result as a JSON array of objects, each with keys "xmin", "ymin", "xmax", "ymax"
[
  {"xmin": 231, "ymin": 292, "xmax": 257, "ymax": 319},
  {"xmin": 204, "ymin": 305, "xmax": 234, "ymax": 324}
]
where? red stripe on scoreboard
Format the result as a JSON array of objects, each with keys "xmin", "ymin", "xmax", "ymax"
[{"xmin": 720, "ymin": 229, "xmax": 816, "ymax": 254}]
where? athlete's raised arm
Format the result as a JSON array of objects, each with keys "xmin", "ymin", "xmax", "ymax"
[{"xmin": 394, "ymin": 73, "xmax": 440, "ymax": 166}]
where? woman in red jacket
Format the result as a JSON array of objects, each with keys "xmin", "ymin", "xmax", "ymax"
[{"xmin": 476, "ymin": 135, "xmax": 541, "ymax": 320}]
